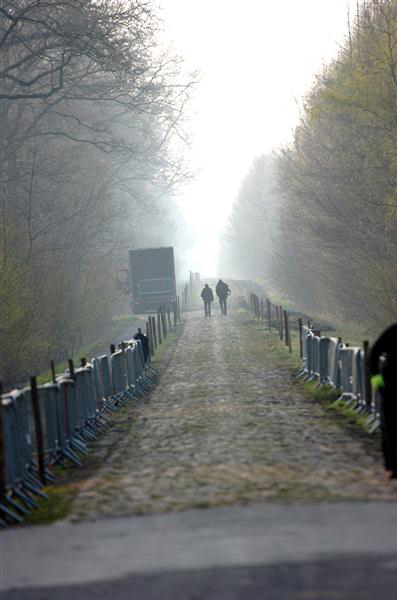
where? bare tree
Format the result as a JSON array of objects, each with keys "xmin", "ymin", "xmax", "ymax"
[{"xmin": 0, "ymin": 0, "xmax": 195, "ymax": 385}]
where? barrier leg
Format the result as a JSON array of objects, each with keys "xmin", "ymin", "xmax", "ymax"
[
  {"xmin": 23, "ymin": 479, "xmax": 48, "ymax": 500},
  {"xmin": 12, "ymin": 486, "xmax": 39, "ymax": 509},
  {"xmin": 5, "ymin": 494, "xmax": 30, "ymax": 516},
  {"xmin": 62, "ymin": 447, "xmax": 83, "ymax": 467},
  {"xmin": 0, "ymin": 502, "xmax": 23, "ymax": 524}
]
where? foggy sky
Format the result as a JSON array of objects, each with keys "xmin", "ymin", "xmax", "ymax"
[{"xmin": 159, "ymin": 0, "xmax": 351, "ymax": 277}]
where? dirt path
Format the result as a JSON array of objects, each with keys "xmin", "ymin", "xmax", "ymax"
[{"xmin": 69, "ymin": 307, "xmax": 397, "ymax": 520}]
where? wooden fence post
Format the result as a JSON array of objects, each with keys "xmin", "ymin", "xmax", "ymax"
[
  {"xmin": 298, "ymin": 318, "xmax": 303, "ymax": 358},
  {"xmin": 157, "ymin": 308, "xmax": 163, "ymax": 344},
  {"xmin": 50, "ymin": 360, "xmax": 57, "ymax": 384},
  {"xmin": 267, "ymin": 299, "xmax": 271, "ymax": 331},
  {"xmin": 30, "ymin": 376, "xmax": 46, "ymax": 485},
  {"xmin": 363, "ymin": 340, "xmax": 372, "ymax": 410},
  {"xmin": 279, "ymin": 305, "xmax": 283, "ymax": 341},
  {"xmin": 161, "ymin": 306, "xmax": 167, "ymax": 337},
  {"xmin": 148, "ymin": 317, "xmax": 153, "ymax": 351},
  {"xmin": 167, "ymin": 305, "xmax": 172, "ymax": 329},
  {"xmin": 160, "ymin": 306, "xmax": 165, "ymax": 337},
  {"xmin": 68, "ymin": 358, "xmax": 75, "ymax": 378},
  {"xmin": 146, "ymin": 321, "xmax": 152, "ymax": 357},
  {"xmin": 283, "ymin": 310, "xmax": 289, "ymax": 346},
  {"xmin": 151, "ymin": 316, "xmax": 157, "ymax": 350}
]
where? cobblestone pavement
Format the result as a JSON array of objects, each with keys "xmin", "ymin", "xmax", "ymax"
[{"xmin": 69, "ymin": 307, "xmax": 397, "ymax": 520}]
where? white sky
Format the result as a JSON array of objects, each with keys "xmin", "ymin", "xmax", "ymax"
[{"xmin": 159, "ymin": 0, "xmax": 351, "ymax": 277}]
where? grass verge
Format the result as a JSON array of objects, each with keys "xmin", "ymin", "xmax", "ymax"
[
  {"xmin": 37, "ymin": 313, "xmax": 144, "ymax": 384},
  {"xmin": 242, "ymin": 310, "xmax": 380, "ymax": 442},
  {"xmin": 24, "ymin": 484, "xmax": 79, "ymax": 525},
  {"xmin": 150, "ymin": 321, "xmax": 184, "ymax": 367}
]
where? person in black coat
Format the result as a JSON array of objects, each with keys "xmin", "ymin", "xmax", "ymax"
[
  {"xmin": 200, "ymin": 284, "xmax": 214, "ymax": 317},
  {"xmin": 370, "ymin": 323, "xmax": 397, "ymax": 477},
  {"xmin": 215, "ymin": 279, "xmax": 231, "ymax": 315}
]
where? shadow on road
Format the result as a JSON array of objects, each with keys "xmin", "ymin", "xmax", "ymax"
[{"xmin": 4, "ymin": 553, "xmax": 397, "ymax": 599}]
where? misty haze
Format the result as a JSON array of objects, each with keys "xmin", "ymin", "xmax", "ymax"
[{"xmin": 2, "ymin": 1, "xmax": 397, "ymax": 598}]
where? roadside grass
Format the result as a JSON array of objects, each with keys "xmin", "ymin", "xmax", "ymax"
[
  {"xmin": 37, "ymin": 313, "xmax": 144, "ymax": 384},
  {"xmin": 150, "ymin": 321, "xmax": 184, "ymax": 367},
  {"xmin": 315, "ymin": 323, "xmax": 373, "ymax": 349},
  {"xmin": 23, "ymin": 483, "xmax": 79, "ymax": 525},
  {"xmin": 245, "ymin": 314, "xmax": 302, "ymax": 374},
  {"xmin": 240, "ymin": 310, "xmax": 380, "ymax": 442},
  {"xmin": 252, "ymin": 281, "xmax": 377, "ymax": 346}
]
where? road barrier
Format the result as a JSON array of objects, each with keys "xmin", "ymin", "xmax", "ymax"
[
  {"xmin": 249, "ymin": 291, "xmax": 380, "ymax": 434},
  {"xmin": 0, "ymin": 302, "xmax": 181, "ymax": 527},
  {"xmin": 296, "ymin": 329, "xmax": 380, "ymax": 431}
]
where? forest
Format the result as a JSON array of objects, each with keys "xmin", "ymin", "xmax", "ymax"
[
  {"xmin": 0, "ymin": 1, "xmax": 193, "ymax": 385},
  {"xmin": 221, "ymin": 0, "xmax": 397, "ymax": 333}
]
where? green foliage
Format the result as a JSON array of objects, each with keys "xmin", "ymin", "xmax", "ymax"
[
  {"xmin": 150, "ymin": 326, "xmax": 182, "ymax": 366},
  {"xmin": 0, "ymin": 245, "xmax": 117, "ymax": 385},
  {"xmin": 0, "ymin": 242, "xmax": 49, "ymax": 383},
  {"xmin": 36, "ymin": 313, "xmax": 144, "ymax": 385},
  {"xmin": 275, "ymin": 1, "xmax": 397, "ymax": 331},
  {"xmin": 222, "ymin": 1, "xmax": 397, "ymax": 336},
  {"xmin": 23, "ymin": 484, "xmax": 78, "ymax": 525}
]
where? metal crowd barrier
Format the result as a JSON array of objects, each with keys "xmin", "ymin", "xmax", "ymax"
[
  {"xmin": 297, "ymin": 328, "xmax": 379, "ymax": 432},
  {"xmin": 0, "ymin": 333, "xmax": 155, "ymax": 526}
]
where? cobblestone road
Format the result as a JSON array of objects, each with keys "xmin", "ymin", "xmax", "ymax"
[{"xmin": 69, "ymin": 307, "xmax": 397, "ymax": 520}]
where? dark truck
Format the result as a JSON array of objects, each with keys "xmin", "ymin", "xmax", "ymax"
[{"xmin": 128, "ymin": 246, "xmax": 176, "ymax": 313}]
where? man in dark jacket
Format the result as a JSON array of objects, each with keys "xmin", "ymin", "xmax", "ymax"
[
  {"xmin": 200, "ymin": 284, "xmax": 214, "ymax": 316},
  {"xmin": 370, "ymin": 323, "xmax": 397, "ymax": 477},
  {"xmin": 215, "ymin": 279, "xmax": 231, "ymax": 315}
]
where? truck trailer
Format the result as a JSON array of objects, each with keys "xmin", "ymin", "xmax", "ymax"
[{"xmin": 128, "ymin": 246, "xmax": 176, "ymax": 313}]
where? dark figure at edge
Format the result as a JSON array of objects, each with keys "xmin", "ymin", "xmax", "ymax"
[
  {"xmin": 200, "ymin": 284, "xmax": 214, "ymax": 317},
  {"xmin": 134, "ymin": 327, "xmax": 149, "ymax": 363},
  {"xmin": 215, "ymin": 279, "xmax": 231, "ymax": 315},
  {"xmin": 370, "ymin": 323, "xmax": 397, "ymax": 478}
]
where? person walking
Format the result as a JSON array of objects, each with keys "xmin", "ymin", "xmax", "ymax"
[
  {"xmin": 370, "ymin": 323, "xmax": 397, "ymax": 478},
  {"xmin": 200, "ymin": 283, "xmax": 214, "ymax": 317},
  {"xmin": 215, "ymin": 279, "xmax": 231, "ymax": 315}
]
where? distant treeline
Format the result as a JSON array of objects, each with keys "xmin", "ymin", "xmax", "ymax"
[
  {"xmin": 221, "ymin": 0, "xmax": 397, "ymax": 333},
  {"xmin": 0, "ymin": 1, "xmax": 194, "ymax": 385}
]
